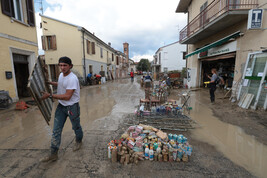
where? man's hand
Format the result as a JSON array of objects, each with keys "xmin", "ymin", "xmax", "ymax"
[{"xmin": 41, "ymin": 91, "xmax": 50, "ymax": 100}]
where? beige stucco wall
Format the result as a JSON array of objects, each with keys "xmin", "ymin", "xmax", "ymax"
[
  {"xmin": 188, "ymin": 0, "xmax": 212, "ymax": 22},
  {"xmin": 186, "ymin": 0, "xmax": 267, "ymax": 87},
  {"xmin": 0, "ymin": 6, "xmax": 37, "ymax": 43},
  {"xmin": 0, "ymin": 2, "xmax": 38, "ymax": 99},
  {"xmin": 41, "ymin": 16, "xmax": 83, "ymax": 75}
]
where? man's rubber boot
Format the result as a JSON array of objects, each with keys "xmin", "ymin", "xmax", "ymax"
[
  {"xmin": 40, "ymin": 153, "xmax": 58, "ymax": 162},
  {"xmin": 73, "ymin": 141, "xmax": 82, "ymax": 151}
]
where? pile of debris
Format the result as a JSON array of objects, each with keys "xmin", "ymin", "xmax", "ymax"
[{"xmin": 108, "ymin": 124, "xmax": 192, "ymax": 165}]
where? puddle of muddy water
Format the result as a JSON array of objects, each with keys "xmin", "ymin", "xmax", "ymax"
[{"xmin": 188, "ymin": 91, "xmax": 267, "ymax": 178}]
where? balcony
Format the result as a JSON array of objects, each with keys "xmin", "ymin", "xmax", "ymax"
[{"xmin": 179, "ymin": 0, "xmax": 258, "ymax": 44}]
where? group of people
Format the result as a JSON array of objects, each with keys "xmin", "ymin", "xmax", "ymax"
[{"xmin": 87, "ymin": 73, "xmax": 102, "ymax": 85}]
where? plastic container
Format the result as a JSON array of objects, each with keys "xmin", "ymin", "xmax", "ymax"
[
  {"xmin": 153, "ymin": 143, "xmax": 158, "ymax": 150},
  {"xmin": 156, "ymin": 146, "xmax": 161, "ymax": 154},
  {"xmin": 111, "ymin": 146, "xmax": 117, "ymax": 163},
  {"xmin": 168, "ymin": 133, "xmax": 173, "ymax": 140},
  {"xmin": 108, "ymin": 146, "xmax": 112, "ymax": 159},
  {"xmin": 145, "ymin": 146, "xmax": 149, "ymax": 160},
  {"xmin": 149, "ymin": 147, "xmax": 154, "ymax": 161}
]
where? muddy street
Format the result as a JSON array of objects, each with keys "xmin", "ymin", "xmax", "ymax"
[{"xmin": 0, "ymin": 79, "xmax": 266, "ymax": 177}]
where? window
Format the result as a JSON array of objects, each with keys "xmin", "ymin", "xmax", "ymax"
[
  {"xmin": 164, "ymin": 52, "xmax": 168, "ymax": 60},
  {"xmin": 112, "ymin": 53, "xmax": 114, "ymax": 61},
  {"xmin": 88, "ymin": 65, "xmax": 93, "ymax": 74},
  {"xmin": 183, "ymin": 52, "xmax": 186, "ymax": 60},
  {"xmin": 159, "ymin": 53, "xmax": 161, "ymax": 64},
  {"xmin": 116, "ymin": 56, "xmax": 119, "ymax": 65},
  {"xmin": 100, "ymin": 48, "xmax": 103, "ymax": 58},
  {"xmin": 92, "ymin": 42, "xmax": 95, "ymax": 54},
  {"xmin": 124, "ymin": 48, "xmax": 127, "ymax": 52},
  {"xmin": 87, "ymin": 40, "xmax": 90, "ymax": 54},
  {"xmin": 41, "ymin": 35, "xmax": 57, "ymax": 50},
  {"xmin": 1, "ymin": 0, "xmax": 35, "ymax": 26},
  {"xmin": 200, "ymin": 1, "xmax": 208, "ymax": 26},
  {"xmin": 164, "ymin": 67, "xmax": 168, "ymax": 72}
]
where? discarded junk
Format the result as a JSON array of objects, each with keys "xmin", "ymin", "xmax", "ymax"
[{"xmin": 107, "ymin": 124, "xmax": 192, "ymax": 165}]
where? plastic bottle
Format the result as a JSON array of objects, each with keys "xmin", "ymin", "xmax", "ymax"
[
  {"xmin": 145, "ymin": 146, "xmax": 149, "ymax": 160},
  {"xmin": 111, "ymin": 146, "xmax": 117, "ymax": 163},
  {"xmin": 173, "ymin": 149, "xmax": 177, "ymax": 160},
  {"xmin": 108, "ymin": 146, "xmax": 112, "ymax": 159},
  {"xmin": 149, "ymin": 147, "xmax": 154, "ymax": 161},
  {"xmin": 156, "ymin": 146, "xmax": 161, "ymax": 154},
  {"xmin": 187, "ymin": 145, "xmax": 192, "ymax": 156},
  {"xmin": 153, "ymin": 142, "xmax": 158, "ymax": 151}
]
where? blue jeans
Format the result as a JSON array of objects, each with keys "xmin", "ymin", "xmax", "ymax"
[{"xmin": 51, "ymin": 103, "xmax": 83, "ymax": 154}]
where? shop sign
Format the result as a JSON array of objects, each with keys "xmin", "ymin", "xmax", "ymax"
[
  {"xmin": 198, "ymin": 41, "xmax": 237, "ymax": 58},
  {"xmin": 247, "ymin": 9, "xmax": 263, "ymax": 29}
]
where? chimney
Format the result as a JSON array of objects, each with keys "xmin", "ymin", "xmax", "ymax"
[
  {"xmin": 108, "ymin": 42, "xmax": 111, "ymax": 46},
  {"xmin": 123, "ymin": 42, "xmax": 129, "ymax": 59}
]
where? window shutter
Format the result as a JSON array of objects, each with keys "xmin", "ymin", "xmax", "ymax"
[
  {"xmin": 92, "ymin": 42, "xmax": 95, "ymax": 54},
  {"xmin": 26, "ymin": 0, "xmax": 35, "ymax": 26},
  {"xmin": 41, "ymin": 36, "xmax": 46, "ymax": 50},
  {"xmin": 87, "ymin": 40, "xmax": 90, "ymax": 54},
  {"xmin": 1, "ymin": 0, "xmax": 14, "ymax": 17},
  {"xmin": 51, "ymin": 35, "xmax": 57, "ymax": 50}
]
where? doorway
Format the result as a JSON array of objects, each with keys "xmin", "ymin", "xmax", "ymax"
[
  {"xmin": 13, "ymin": 53, "xmax": 30, "ymax": 98},
  {"xmin": 201, "ymin": 57, "xmax": 236, "ymax": 87}
]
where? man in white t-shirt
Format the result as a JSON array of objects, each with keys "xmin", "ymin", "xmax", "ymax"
[{"xmin": 40, "ymin": 56, "xmax": 83, "ymax": 162}]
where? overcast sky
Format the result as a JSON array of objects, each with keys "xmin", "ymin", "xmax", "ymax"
[{"xmin": 34, "ymin": 0, "xmax": 187, "ymax": 62}]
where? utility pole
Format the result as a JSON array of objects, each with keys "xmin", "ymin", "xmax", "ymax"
[{"xmin": 36, "ymin": 0, "xmax": 44, "ymax": 14}]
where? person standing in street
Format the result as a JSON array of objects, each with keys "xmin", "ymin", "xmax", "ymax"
[
  {"xmin": 130, "ymin": 71, "xmax": 134, "ymax": 82},
  {"xmin": 207, "ymin": 68, "xmax": 218, "ymax": 104},
  {"xmin": 40, "ymin": 56, "xmax": 83, "ymax": 162}
]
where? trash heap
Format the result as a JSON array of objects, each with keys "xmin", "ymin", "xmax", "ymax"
[{"xmin": 108, "ymin": 124, "xmax": 192, "ymax": 164}]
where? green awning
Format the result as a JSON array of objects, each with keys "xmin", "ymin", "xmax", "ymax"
[{"xmin": 185, "ymin": 31, "xmax": 241, "ymax": 58}]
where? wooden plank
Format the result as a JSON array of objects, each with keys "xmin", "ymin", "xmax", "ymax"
[{"xmin": 27, "ymin": 56, "xmax": 53, "ymax": 125}]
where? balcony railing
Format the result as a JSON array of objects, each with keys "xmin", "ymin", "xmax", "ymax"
[{"xmin": 179, "ymin": 0, "xmax": 258, "ymax": 43}]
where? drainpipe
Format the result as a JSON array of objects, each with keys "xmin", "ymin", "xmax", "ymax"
[{"xmin": 82, "ymin": 30, "xmax": 86, "ymax": 82}]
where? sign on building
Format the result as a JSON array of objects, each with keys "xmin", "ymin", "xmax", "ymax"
[{"xmin": 247, "ymin": 9, "xmax": 263, "ymax": 29}]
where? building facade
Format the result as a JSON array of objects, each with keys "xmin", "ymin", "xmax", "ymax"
[
  {"xmin": 40, "ymin": 15, "xmax": 120, "ymax": 82},
  {"xmin": 154, "ymin": 41, "xmax": 186, "ymax": 73},
  {"xmin": 0, "ymin": 0, "xmax": 37, "ymax": 101},
  {"xmin": 176, "ymin": 0, "xmax": 267, "ymax": 93}
]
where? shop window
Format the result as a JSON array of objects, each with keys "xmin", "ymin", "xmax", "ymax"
[
  {"xmin": 1, "ymin": 0, "xmax": 35, "ymax": 26},
  {"xmin": 41, "ymin": 35, "xmax": 57, "ymax": 50}
]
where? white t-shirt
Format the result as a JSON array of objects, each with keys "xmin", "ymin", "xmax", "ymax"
[{"xmin": 57, "ymin": 72, "xmax": 80, "ymax": 106}]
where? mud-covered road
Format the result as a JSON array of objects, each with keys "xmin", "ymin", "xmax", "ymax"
[{"xmin": 0, "ymin": 78, "xmax": 265, "ymax": 177}]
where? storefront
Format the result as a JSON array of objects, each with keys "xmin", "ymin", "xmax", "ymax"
[
  {"xmin": 185, "ymin": 31, "xmax": 241, "ymax": 88},
  {"xmin": 199, "ymin": 40, "xmax": 237, "ymax": 88}
]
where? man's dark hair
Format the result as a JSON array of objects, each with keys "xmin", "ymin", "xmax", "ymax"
[{"xmin": 59, "ymin": 56, "xmax": 72, "ymax": 66}]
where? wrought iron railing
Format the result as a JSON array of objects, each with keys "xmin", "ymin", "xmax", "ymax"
[{"xmin": 179, "ymin": 0, "xmax": 258, "ymax": 43}]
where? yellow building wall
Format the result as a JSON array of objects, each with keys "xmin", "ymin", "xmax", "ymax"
[
  {"xmin": 0, "ymin": 2, "xmax": 38, "ymax": 99},
  {"xmin": 0, "ymin": 4, "xmax": 37, "ymax": 43},
  {"xmin": 42, "ymin": 16, "xmax": 83, "ymax": 75},
  {"xmin": 0, "ymin": 38, "xmax": 38, "ymax": 98}
]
